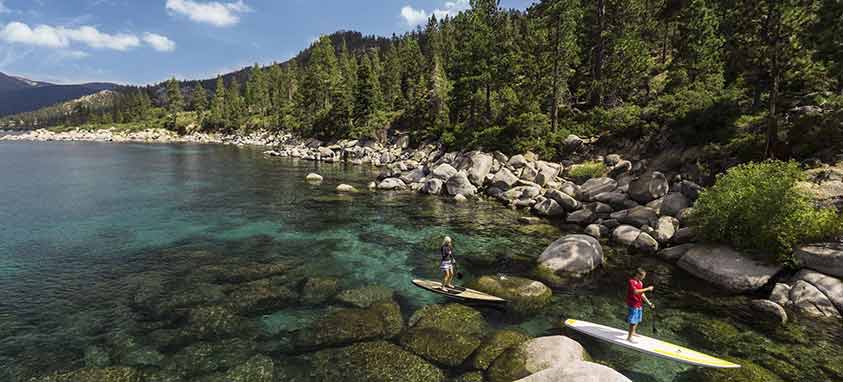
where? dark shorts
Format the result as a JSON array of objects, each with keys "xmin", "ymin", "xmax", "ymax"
[{"xmin": 627, "ymin": 307, "xmax": 643, "ymax": 325}]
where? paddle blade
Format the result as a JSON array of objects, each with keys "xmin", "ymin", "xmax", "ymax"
[{"xmin": 456, "ymin": 272, "xmax": 464, "ymax": 279}]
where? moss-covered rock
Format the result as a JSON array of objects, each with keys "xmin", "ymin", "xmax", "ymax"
[
  {"xmin": 452, "ymin": 371, "xmax": 484, "ymax": 382},
  {"xmin": 469, "ymin": 330, "xmax": 531, "ymax": 371},
  {"xmin": 486, "ymin": 336, "xmax": 586, "ymax": 382},
  {"xmin": 299, "ymin": 277, "xmax": 339, "ymax": 305},
  {"xmin": 334, "ymin": 286, "xmax": 395, "ymax": 308},
  {"xmin": 292, "ymin": 301, "xmax": 403, "ymax": 351},
  {"xmin": 398, "ymin": 328, "xmax": 482, "ymax": 367},
  {"xmin": 675, "ymin": 359, "xmax": 782, "ymax": 382},
  {"xmin": 680, "ymin": 317, "xmax": 742, "ymax": 350},
  {"xmin": 83, "ymin": 346, "xmax": 111, "ymax": 368},
  {"xmin": 309, "ymin": 341, "xmax": 444, "ymax": 382},
  {"xmin": 195, "ymin": 355, "xmax": 274, "ymax": 382},
  {"xmin": 195, "ymin": 262, "xmax": 293, "ymax": 284},
  {"xmin": 186, "ymin": 305, "xmax": 247, "ymax": 340},
  {"xmin": 29, "ymin": 367, "xmax": 142, "ymax": 382},
  {"xmin": 408, "ymin": 304, "xmax": 489, "ymax": 337},
  {"xmin": 467, "ymin": 276, "xmax": 551, "ymax": 315},
  {"xmin": 228, "ymin": 278, "xmax": 297, "ymax": 315},
  {"xmin": 162, "ymin": 338, "xmax": 255, "ymax": 379}
]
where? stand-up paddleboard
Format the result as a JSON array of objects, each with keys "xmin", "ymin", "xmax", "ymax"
[
  {"xmin": 564, "ymin": 319, "xmax": 740, "ymax": 369},
  {"xmin": 412, "ymin": 279, "xmax": 507, "ymax": 303}
]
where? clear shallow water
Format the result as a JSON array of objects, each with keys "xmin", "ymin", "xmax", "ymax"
[{"xmin": 0, "ymin": 141, "xmax": 840, "ymax": 382}]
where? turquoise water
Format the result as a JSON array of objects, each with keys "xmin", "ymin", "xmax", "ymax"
[{"xmin": 0, "ymin": 141, "xmax": 840, "ymax": 381}]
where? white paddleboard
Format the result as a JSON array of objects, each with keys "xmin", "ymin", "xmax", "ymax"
[
  {"xmin": 412, "ymin": 279, "xmax": 507, "ymax": 303},
  {"xmin": 564, "ymin": 318, "xmax": 741, "ymax": 369}
]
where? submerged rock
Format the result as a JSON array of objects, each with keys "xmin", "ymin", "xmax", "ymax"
[
  {"xmin": 398, "ymin": 328, "xmax": 482, "ymax": 367},
  {"xmin": 514, "ymin": 361, "xmax": 631, "ymax": 382},
  {"xmin": 195, "ymin": 355, "xmax": 274, "ymax": 382},
  {"xmin": 536, "ymin": 234, "xmax": 603, "ymax": 278},
  {"xmin": 469, "ymin": 330, "xmax": 531, "ymax": 371},
  {"xmin": 334, "ymin": 286, "xmax": 395, "ymax": 308},
  {"xmin": 487, "ymin": 336, "xmax": 587, "ymax": 382},
  {"xmin": 675, "ymin": 359, "xmax": 783, "ymax": 382},
  {"xmin": 309, "ymin": 341, "xmax": 444, "ymax": 382},
  {"xmin": 292, "ymin": 301, "xmax": 403, "ymax": 350},
  {"xmin": 186, "ymin": 305, "xmax": 247, "ymax": 340},
  {"xmin": 229, "ymin": 278, "xmax": 297, "ymax": 315},
  {"xmin": 29, "ymin": 367, "xmax": 142, "ymax": 382},
  {"xmin": 162, "ymin": 338, "xmax": 255, "ymax": 379},
  {"xmin": 407, "ymin": 304, "xmax": 489, "ymax": 337},
  {"xmin": 299, "ymin": 277, "xmax": 339, "ymax": 305},
  {"xmin": 468, "ymin": 275, "xmax": 551, "ymax": 315}
]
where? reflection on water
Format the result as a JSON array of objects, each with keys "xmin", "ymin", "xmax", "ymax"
[{"xmin": 0, "ymin": 141, "xmax": 840, "ymax": 382}]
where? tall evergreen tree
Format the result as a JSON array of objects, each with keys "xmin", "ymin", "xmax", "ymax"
[
  {"xmin": 165, "ymin": 77, "xmax": 184, "ymax": 129},
  {"xmin": 191, "ymin": 83, "xmax": 209, "ymax": 113},
  {"xmin": 225, "ymin": 77, "xmax": 245, "ymax": 132}
]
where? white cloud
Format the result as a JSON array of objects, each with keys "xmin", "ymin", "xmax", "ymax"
[
  {"xmin": 143, "ymin": 32, "xmax": 176, "ymax": 52},
  {"xmin": 0, "ymin": 22, "xmax": 141, "ymax": 51},
  {"xmin": 165, "ymin": 0, "xmax": 251, "ymax": 27},
  {"xmin": 401, "ymin": 0, "xmax": 470, "ymax": 27},
  {"xmin": 61, "ymin": 26, "xmax": 140, "ymax": 50}
]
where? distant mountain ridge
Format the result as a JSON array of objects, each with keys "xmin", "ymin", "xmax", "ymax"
[{"xmin": 0, "ymin": 72, "xmax": 118, "ymax": 117}]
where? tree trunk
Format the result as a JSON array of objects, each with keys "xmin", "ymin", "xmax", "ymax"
[
  {"xmin": 765, "ymin": 0, "xmax": 781, "ymax": 159},
  {"xmin": 551, "ymin": 13, "xmax": 561, "ymax": 131},
  {"xmin": 591, "ymin": 0, "xmax": 606, "ymax": 107}
]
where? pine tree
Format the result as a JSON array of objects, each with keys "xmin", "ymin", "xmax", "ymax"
[
  {"xmin": 208, "ymin": 76, "xmax": 226, "ymax": 129},
  {"xmin": 381, "ymin": 42, "xmax": 403, "ymax": 111},
  {"xmin": 245, "ymin": 63, "xmax": 270, "ymax": 115},
  {"xmin": 191, "ymin": 83, "xmax": 209, "ymax": 113},
  {"xmin": 225, "ymin": 77, "xmax": 245, "ymax": 132},
  {"xmin": 165, "ymin": 77, "xmax": 184, "ymax": 130},
  {"xmin": 301, "ymin": 36, "xmax": 342, "ymax": 137},
  {"xmin": 352, "ymin": 52, "xmax": 384, "ymax": 137},
  {"xmin": 534, "ymin": 0, "xmax": 582, "ymax": 131}
]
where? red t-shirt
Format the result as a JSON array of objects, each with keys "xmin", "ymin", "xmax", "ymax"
[{"xmin": 626, "ymin": 278, "xmax": 643, "ymax": 308}]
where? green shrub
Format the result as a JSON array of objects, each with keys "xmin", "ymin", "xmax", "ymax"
[
  {"xmin": 692, "ymin": 160, "xmax": 842, "ymax": 263},
  {"xmin": 568, "ymin": 161, "xmax": 607, "ymax": 182}
]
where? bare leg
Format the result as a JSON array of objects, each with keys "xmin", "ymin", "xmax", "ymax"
[
  {"xmin": 440, "ymin": 269, "xmax": 448, "ymax": 290},
  {"xmin": 627, "ymin": 324, "xmax": 638, "ymax": 342},
  {"xmin": 445, "ymin": 269, "xmax": 454, "ymax": 288}
]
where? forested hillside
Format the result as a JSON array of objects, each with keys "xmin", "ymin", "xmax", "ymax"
[{"xmin": 6, "ymin": 0, "xmax": 843, "ymax": 163}]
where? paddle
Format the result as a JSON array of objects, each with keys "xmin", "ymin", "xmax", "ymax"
[
  {"xmin": 454, "ymin": 261, "xmax": 463, "ymax": 280},
  {"xmin": 651, "ymin": 306, "xmax": 658, "ymax": 335}
]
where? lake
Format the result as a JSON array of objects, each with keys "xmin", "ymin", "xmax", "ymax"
[{"xmin": 0, "ymin": 141, "xmax": 839, "ymax": 382}]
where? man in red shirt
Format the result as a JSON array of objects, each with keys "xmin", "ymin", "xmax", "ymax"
[{"xmin": 626, "ymin": 267, "xmax": 655, "ymax": 343}]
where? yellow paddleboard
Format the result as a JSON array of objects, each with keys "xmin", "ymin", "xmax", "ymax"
[
  {"xmin": 564, "ymin": 318, "xmax": 741, "ymax": 369},
  {"xmin": 412, "ymin": 279, "xmax": 507, "ymax": 303}
]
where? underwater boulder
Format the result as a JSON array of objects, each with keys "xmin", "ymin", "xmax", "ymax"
[
  {"xmin": 407, "ymin": 303, "xmax": 489, "ymax": 337},
  {"xmin": 162, "ymin": 338, "xmax": 255, "ymax": 379},
  {"xmin": 334, "ymin": 285, "xmax": 395, "ymax": 308},
  {"xmin": 469, "ymin": 329, "xmax": 531, "ymax": 371},
  {"xmin": 309, "ymin": 341, "xmax": 444, "ymax": 382},
  {"xmin": 292, "ymin": 301, "xmax": 403, "ymax": 351},
  {"xmin": 299, "ymin": 277, "xmax": 339, "ymax": 305},
  {"xmin": 675, "ymin": 359, "xmax": 783, "ymax": 382},
  {"xmin": 229, "ymin": 278, "xmax": 298, "ymax": 315},
  {"xmin": 28, "ymin": 367, "xmax": 142, "ymax": 382},
  {"xmin": 194, "ymin": 355, "xmax": 274, "ymax": 382},
  {"xmin": 467, "ymin": 275, "xmax": 551, "ymax": 315},
  {"xmin": 398, "ymin": 328, "xmax": 482, "ymax": 367}
]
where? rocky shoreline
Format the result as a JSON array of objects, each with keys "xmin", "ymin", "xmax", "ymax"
[{"xmin": 5, "ymin": 127, "xmax": 843, "ymax": 382}]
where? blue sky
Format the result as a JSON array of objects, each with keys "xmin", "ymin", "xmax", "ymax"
[{"xmin": 0, "ymin": 0, "xmax": 532, "ymax": 85}]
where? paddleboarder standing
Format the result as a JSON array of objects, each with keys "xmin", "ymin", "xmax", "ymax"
[
  {"xmin": 439, "ymin": 236, "xmax": 456, "ymax": 290},
  {"xmin": 626, "ymin": 267, "xmax": 655, "ymax": 343}
]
